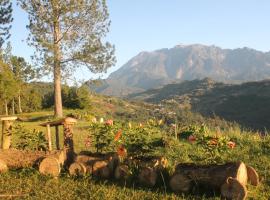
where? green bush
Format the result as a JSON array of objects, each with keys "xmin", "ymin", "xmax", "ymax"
[{"xmin": 13, "ymin": 124, "xmax": 47, "ymax": 151}]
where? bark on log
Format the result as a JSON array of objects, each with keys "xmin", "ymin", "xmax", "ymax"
[
  {"xmin": 0, "ymin": 159, "xmax": 8, "ymax": 173},
  {"xmin": 170, "ymin": 162, "xmax": 248, "ymax": 199},
  {"xmin": 221, "ymin": 177, "xmax": 247, "ymax": 200},
  {"xmin": 246, "ymin": 165, "xmax": 259, "ymax": 186},
  {"xmin": 138, "ymin": 167, "xmax": 157, "ymax": 187},
  {"xmin": 133, "ymin": 156, "xmax": 168, "ymax": 187},
  {"xmin": 114, "ymin": 165, "xmax": 130, "ymax": 180},
  {"xmin": 0, "ymin": 149, "xmax": 47, "ymax": 168},
  {"xmin": 92, "ymin": 160, "xmax": 111, "ymax": 179},
  {"xmin": 129, "ymin": 156, "xmax": 168, "ymax": 169}
]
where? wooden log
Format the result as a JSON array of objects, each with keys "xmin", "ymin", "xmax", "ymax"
[
  {"xmin": 0, "ymin": 159, "xmax": 8, "ymax": 173},
  {"xmin": 63, "ymin": 123, "xmax": 75, "ymax": 166},
  {"xmin": 170, "ymin": 162, "xmax": 247, "ymax": 192},
  {"xmin": 221, "ymin": 177, "xmax": 247, "ymax": 200},
  {"xmin": 246, "ymin": 165, "xmax": 259, "ymax": 186},
  {"xmin": 69, "ymin": 162, "xmax": 87, "ymax": 176},
  {"xmin": 0, "ymin": 149, "xmax": 46, "ymax": 168},
  {"xmin": 129, "ymin": 156, "xmax": 168, "ymax": 169},
  {"xmin": 39, "ymin": 157, "xmax": 61, "ymax": 177},
  {"xmin": 170, "ymin": 162, "xmax": 249, "ymax": 199},
  {"xmin": 169, "ymin": 173, "xmax": 192, "ymax": 193},
  {"xmin": 77, "ymin": 152, "xmax": 120, "ymax": 175},
  {"xmin": 138, "ymin": 167, "xmax": 157, "ymax": 187},
  {"xmin": 114, "ymin": 165, "xmax": 130, "ymax": 180},
  {"xmin": 92, "ymin": 160, "xmax": 111, "ymax": 179}
]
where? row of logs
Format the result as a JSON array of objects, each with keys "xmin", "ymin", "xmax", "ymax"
[
  {"xmin": 0, "ymin": 149, "xmax": 259, "ymax": 200},
  {"xmin": 67, "ymin": 153, "xmax": 259, "ymax": 200}
]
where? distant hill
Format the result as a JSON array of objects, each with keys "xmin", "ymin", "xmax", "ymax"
[
  {"xmin": 129, "ymin": 78, "xmax": 270, "ymax": 131},
  {"xmin": 92, "ymin": 44, "xmax": 270, "ymax": 96}
]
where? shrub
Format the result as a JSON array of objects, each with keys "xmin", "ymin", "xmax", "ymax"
[{"xmin": 13, "ymin": 124, "xmax": 47, "ymax": 151}]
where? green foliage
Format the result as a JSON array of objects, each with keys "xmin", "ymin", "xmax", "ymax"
[
  {"xmin": 21, "ymin": 86, "xmax": 42, "ymax": 112},
  {"xmin": 89, "ymin": 119, "xmax": 164, "ymax": 155},
  {"xmin": 0, "ymin": 0, "xmax": 13, "ymax": 47},
  {"xmin": 13, "ymin": 124, "xmax": 47, "ymax": 151},
  {"xmin": 0, "ymin": 60, "xmax": 18, "ymax": 113},
  {"xmin": 179, "ymin": 124, "xmax": 236, "ymax": 163}
]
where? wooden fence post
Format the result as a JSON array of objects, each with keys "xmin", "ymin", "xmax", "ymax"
[{"xmin": 1, "ymin": 117, "xmax": 17, "ymax": 150}]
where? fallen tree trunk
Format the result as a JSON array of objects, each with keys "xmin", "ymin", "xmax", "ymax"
[
  {"xmin": 0, "ymin": 149, "xmax": 47, "ymax": 169},
  {"xmin": 170, "ymin": 162, "xmax": 253, "ymax": 200}
]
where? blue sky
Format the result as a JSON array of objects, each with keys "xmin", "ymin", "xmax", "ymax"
[{"xmin": 9, "ymin": 0, "xmax": 270, "ymax": 82}]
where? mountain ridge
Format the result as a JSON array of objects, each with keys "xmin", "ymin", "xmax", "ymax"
[{"xmin": 91, "ymin": 44, "xmax": 270, "ymax": 96}]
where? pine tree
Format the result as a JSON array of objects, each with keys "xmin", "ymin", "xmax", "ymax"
[
  {"xmin": 0, "ymin": 0, "xmax": 13, "ymax": 47},
  {"xmin": 18, "ymin": 0, "xmax": 115, "ymax": 117}
]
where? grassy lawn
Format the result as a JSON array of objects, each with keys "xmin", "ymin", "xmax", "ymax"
[{"xmin": 0, "ymin": 110, "xmax": 269, "ymax": 199}]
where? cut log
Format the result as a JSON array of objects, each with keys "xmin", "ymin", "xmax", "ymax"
[
  {"xmin": 171, "ymin": 162, "xmax": 248, "ymax": 193},
  {"xmin": 246, "ymin": 165, "xmax": 259, "ymax": 186},
  {"xmin": 114, "ymin": 165, "xmax": 130, "ymax": 180},
  {"xmin": 0, "ymin": 159, "xmax": 8, "ymax": 173},
  {"xmin": 138, "ymin": 167, "xmax": 157, "ymax": 187},
  {"xmin": 92, "ymin": 160, "xmax": 111, "ymax": 179},
  {"xmin": 39, "ymin": 157, "xmax": 61, "ymax": 177},
  {"xmin": 221, "ymin": 177, "xmax": 247, "ymax": 200},
  {"xmin": 129, "ymin": 156, "xmax": 168, "ymax": 169},
  {"xmin": 69, "ymin": 162, "xmax": 87, "ymax": 176},
  {"xmin": 169, "ymin": 173, "xmax": 192, "ymax": 193},
  {"xmin": 0, "ymin": 149, "xmax": 46, "ymax": 168}
]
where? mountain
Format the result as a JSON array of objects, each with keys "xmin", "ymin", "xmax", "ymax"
[
  {"xmin": 129, "ymin": 78, "xmax": 270, "ymax": 131},
  {"xmin": 93, "ymin": 44, "xmax": 270, "ymax": 96}
]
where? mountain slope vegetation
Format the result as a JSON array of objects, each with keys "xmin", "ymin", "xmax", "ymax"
[{"xmin": 129, "ymin": 78, "xmax": 270, "ymax": 131}]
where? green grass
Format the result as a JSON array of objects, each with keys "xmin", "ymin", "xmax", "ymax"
[{"xmin": 0, "ymin": 109, "xmax": 270, "ymax": 199}]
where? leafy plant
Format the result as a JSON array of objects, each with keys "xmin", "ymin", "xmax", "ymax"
[{"xmin": 13, "ymin": 124, "xmax": 47, "ymax": 151}]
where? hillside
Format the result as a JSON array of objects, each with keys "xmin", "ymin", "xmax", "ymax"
[
  {"xmin": 92, "ymin": 44, "xmax": 270, "ymax": 96},
  {"xmin": 129, "ymin": 78, "xmax": 270, "ymax": 131}
]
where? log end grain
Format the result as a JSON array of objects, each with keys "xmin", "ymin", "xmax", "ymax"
[
  {"xmin": 236, "ymin": 162, "xmax": 248, "ymax": 186},
  {"xmin": 69, "ymin": 162, "xmax": 87, "ymax": 176},
  {"xmin": 39, "ymin": 157, "xmax": 61, "ymax": 177},
  {"xmin": 246, "ymin": 165, "xmax": 259, "ymax": 186},
  {"xmin": 221, "ymin": 177, "xmax": 247, "ymax": 200}
]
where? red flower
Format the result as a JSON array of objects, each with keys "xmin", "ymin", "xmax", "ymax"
[
  {"xmin": 117, "ymin": 145, "xmax": 127, "ymax": 157},
  {"xmin": 227, "ymin": 141, "xmax": 236, "ymax": 149},
  {"xmin": 114, "ymin": 130, "xmax": 122, "ymax": 141},
  {"xmin": 188, "ymin": 135, "xmax": 196, "ymax": 143},
  {"xmin": 105, "ymin": 119, "xmax": 113, "ymax": 126}
]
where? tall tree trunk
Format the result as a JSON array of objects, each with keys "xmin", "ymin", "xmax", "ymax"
[
  {"xmin": 12, "ymin": 98, "xmax": 15, "ymax": 115},
  {"xmin": 53, "ymin": 2, "xmax": 63, "ymax": 118},
  {"xmin": 18, "ymin": 93, "xmax": 22, "ymax": 113},
  {"xmin": 4, "ymin": 100, "xmax": 8, "ymax": 116}
]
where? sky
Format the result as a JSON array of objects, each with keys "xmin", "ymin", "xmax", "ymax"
[{"xmin": 9, "ymin": 0, "xmax": 270, "ymax": 83}]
